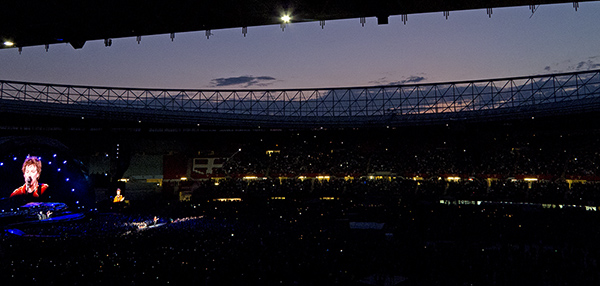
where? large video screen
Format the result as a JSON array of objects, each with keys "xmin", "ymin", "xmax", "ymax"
[{"xmin": 0, "ymin": 136, "xmax": 92, "ymax": 211}]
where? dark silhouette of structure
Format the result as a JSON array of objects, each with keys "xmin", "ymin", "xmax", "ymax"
[{"xmin": 1, "ymin": 1, "xmax": 593, "ymax": 50}]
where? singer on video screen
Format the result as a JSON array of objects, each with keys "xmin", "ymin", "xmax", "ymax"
[{"xmin": 10, "ymin": 156, "xmax": 48, "ymax": 199}]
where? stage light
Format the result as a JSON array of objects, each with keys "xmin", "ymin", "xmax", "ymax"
[
  {"xmin": 281, "ymin": 15, "xmax": 291, "ymax": 23},
  {"xmin": 3, "ymin": 41, "xmax": 14, "ymax": 47},
  {"xmin": 57, "ymin": 168, "xmax": 61, "ymax": 172}
]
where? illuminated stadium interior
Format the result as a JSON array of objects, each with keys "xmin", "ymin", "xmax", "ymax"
[
  {"xmin": 2, "ymin": 70, "xmax": 600, "ymax": 285},
  {"xmin": 3, "ymin": 1, "xmax": 600, "ymax": 284}
]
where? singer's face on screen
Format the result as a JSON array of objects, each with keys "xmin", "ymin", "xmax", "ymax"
[{"xmin": 24, "ymin": 164, "xmax": 39, "ymax": 186}]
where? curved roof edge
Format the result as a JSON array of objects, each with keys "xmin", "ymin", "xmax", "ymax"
[{"xmin": 1, "ymin": 69, "xmax": 600, "ymax": 129}]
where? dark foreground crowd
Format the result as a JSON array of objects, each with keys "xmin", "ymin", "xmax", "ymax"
[
  {"xmin": 4, "ymin": 118, "xmax": 600, "ymax": 285},
  {"xmin": 2, "ymin": 190, "xmax": 600, "ymax": 286}
]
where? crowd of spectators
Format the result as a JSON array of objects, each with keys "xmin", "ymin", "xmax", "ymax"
[
  {"xmin": 215, "ymin": 124, "xmax": 600, "ymax": 181},
  {"xmin": 168, "ymin": 123, "xmax": 600, "ymax": 207},
  {"xmin": 184, "ymin": 176, "xmax": 600, "ymax": 207},
  {"xmin": 3, "ymin": 190, "xmax": 600, "ymax": 285},
  {"xmin": 4, "ymin": 120, "xmax": 600, "ymax": 285}
]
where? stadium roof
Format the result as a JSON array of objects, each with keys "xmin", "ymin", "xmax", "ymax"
[
  {"xmin": 1, "ymin": 69, "xmax": 599, "ymax": 129},
  {"xmin": 1, "ymin": 0, "xmax": 593, "ymax": 50}
]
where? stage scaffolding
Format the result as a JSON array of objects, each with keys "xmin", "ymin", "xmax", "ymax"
[{"xmin": 1, "ymin": 69, "xmax": 600, "ymax": 128}]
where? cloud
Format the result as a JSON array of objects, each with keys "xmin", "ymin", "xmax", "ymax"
[
  {"xmin": 210, "ymin": 75, "xmax": 277, "ymax": 88},
  {"xmin": 370, "ymin": 74, "xmax": 428, "ymax": 86},
  {"xmin": 575, "ymin": 59, "xmax": 600, "ymax": 70},
  {"xmin": 391, "ymin": 76, "xmax": 427, "ymax": 85},
  {"xmin": 543, "ymin": 56, "xmax": 600, "ymax": 74}
]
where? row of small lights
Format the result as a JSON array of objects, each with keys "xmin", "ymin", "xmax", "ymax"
[
  {"xmin": 0, "ymin": 3, "xmax": 567, "ymax": 47},
  {"xmin": 439, "ymin": 199, "xmax": 599, "ymax": 212},
  {"xmin": 0, "ymin": 14, "xmax": 290, "ymax": 49},
  {"xmin": 2, "ymin": 3, "xmax": 583, "ymax": 49}
]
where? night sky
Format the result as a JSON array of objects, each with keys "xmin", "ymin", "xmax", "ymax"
[{"xmin": 1, "ymin": 2, "xmax": 599, "ymax": 90}]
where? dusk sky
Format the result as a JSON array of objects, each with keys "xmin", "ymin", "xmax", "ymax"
[{"xmin": 1, "ymin": 2, "xmax": 599, "ymax": 90}]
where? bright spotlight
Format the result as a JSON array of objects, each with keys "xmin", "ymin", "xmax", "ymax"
[
  {"xmin": 281, "ymin": 15, "xmax": 291, "ymax": 23},
  {"xmin": 3, "ymin": 41, "xmax": 14, "ymax": 47}
]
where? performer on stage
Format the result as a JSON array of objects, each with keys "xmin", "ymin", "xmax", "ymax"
[
  {"xmin": 113, "ymin": 188, "xmax": 125, "ymax": 203},
  {"xmin": 10, "ymin": 156, "xmax": 49, "ymax": 199}
]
